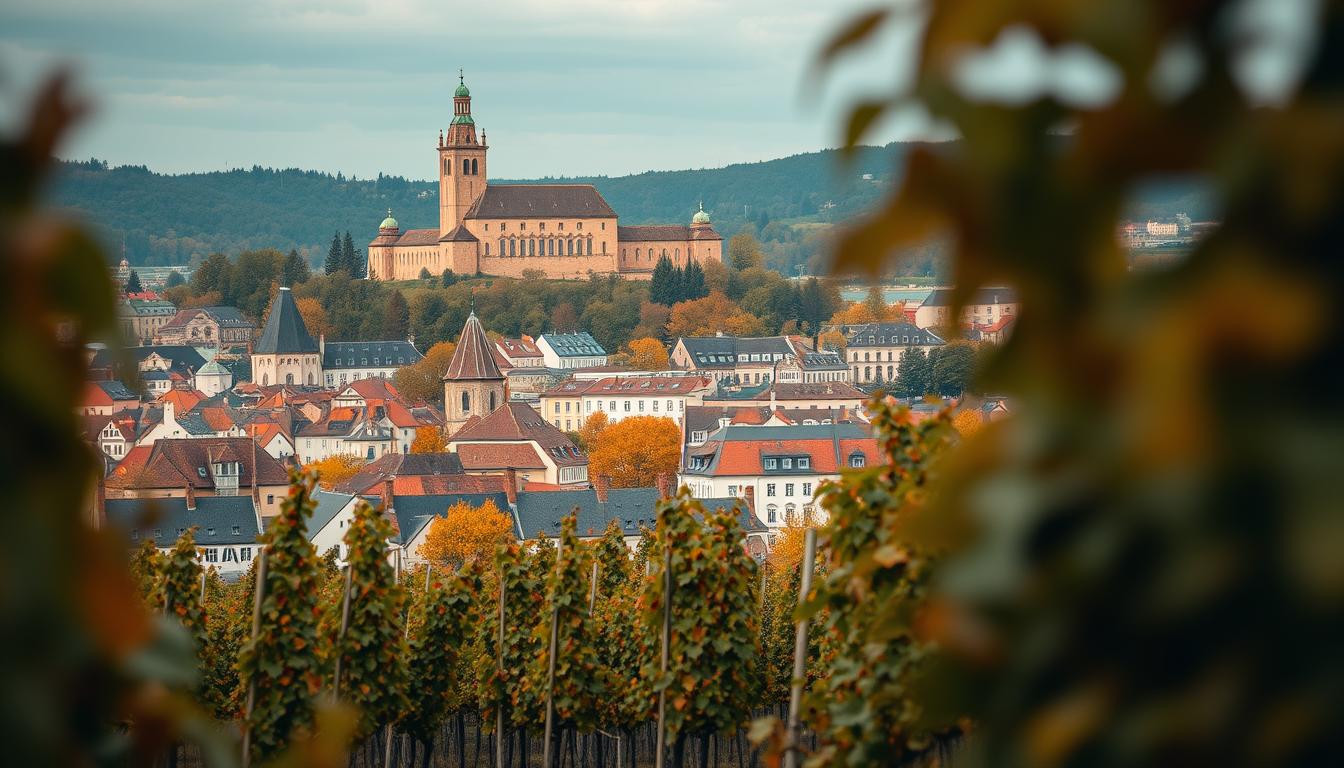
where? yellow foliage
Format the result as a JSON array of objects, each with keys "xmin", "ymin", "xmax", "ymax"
[
  {"xmin": 666, "ymin": 291, "xmax": 766, "ymax": 337},
  {"xmin": 953, "ymin": 408, "xmax": 983, "ymax": 437},
  {"xmin": 830, "ymin": 300, "xmax": 905, "ymax": 327},
  {"xmin": 294, "ymin": 297, "xmax": 333, "ymax": 340},
  {"xmin": 304, "ymin": 454, "xmax": 366, "ymax": 490},
  {"xmin": 818, "ymin": 330, "xmax": 848, "ymax": 352},
  {"xmin": 417, "ymin": 498, "xmax": 514, "ymax": 570},
  {"xmin": 588, "ymin": 415, "xmax": 681, "ymax": 488},
  {"xmin": 392, "ymin": 341, "xmax": 456, "ymax": 404},
  {"xmin": 410, "ymin": 426, "xmax": 447, "ymax": 453},
  {"xmin": 577, "ymin": 411, "xmax": 609, "ymax": 452},
  {"xmin": 627, "ymin": 337, "xmax": 670, "ymax": 371}
]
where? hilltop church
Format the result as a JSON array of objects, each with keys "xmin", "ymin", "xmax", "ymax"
[{"xmin": 368, "ymin": 75, "xmax": 722, "ymax": 282}]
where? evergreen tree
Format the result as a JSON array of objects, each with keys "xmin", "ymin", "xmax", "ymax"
[
  {"xmin": 683, "ymin": 259, "xmax": 707, "ymax": 301},
  {"xmin": 281, "ymin": 249, "xmax": 309, "ymax": 287},
  {"xmin": 325, "ymin": 232, "xmax": 344, "ymax": 275},
  {"xmin": 650, "ymin": 256, "xmax": 675, "ymax": 305},
  {"xmin": 382, "ymin": 289, "xmax": 410, "ymax": 340},
  {"xmin": 418, "ymin": 267, "xmax": 432, "ymax": 281},
  {"xmin": 799, "ymin": 277, "xmax": 827, "ymax": 332},
  {"xmin": 930, "ymin": 341, "xmax": 976, "ymax": 396},
  {"xmin": 440, "ymin": 268, "xmax": 457, "ymax": 287},
  {"xmin": 894, "ymin": 347, "xmax": 931, "ymax": 397},
  {"xmin": 341, "ymin": 231, "xmax": 355, "ymax": 272},
  {"xmin": 164, "ymin": 270, "xmax": 185, "ymax": 289},
  {"xmin": 125, "ymin": 269, "xmax": 142, "ymax": 294},
  {"xmin": 670, "ymin": 263, "xmax": 686, "ymax": 304}
]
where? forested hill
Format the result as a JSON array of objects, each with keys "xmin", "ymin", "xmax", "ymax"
[{"xmin": 50, "ymin": 142, "xmax": 1211, "ymax": 270}]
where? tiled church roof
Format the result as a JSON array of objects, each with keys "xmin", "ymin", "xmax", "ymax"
[
  {"xmin": 395, "ymin": 229, "xmax": 441, "ymax": 247},
  {"xmin": 441, "ymin": 224, "xmax": 479, "ymax": 242},
  {"xmin": 254, "ymin": 288, "xmax": 318, "ymax": 354},
  {"xmin": 442, "ymin": 312, "xmax": 503, "ymax": 381},
  {"xmin": 466, "ymin": 184, "xmax": 616, "ymax": 219}
]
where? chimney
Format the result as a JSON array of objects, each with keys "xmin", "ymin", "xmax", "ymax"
[
  {"xmin": 186, "ymin": 483, "xmax": 196, "ymax": 511},
  {"xmin": 742, "ymin": 484, "xmax": 755, "ymax": 513},
  {"xmin": 503, "ymin": 468, "xmax": 518, "ymax": 506},
  {"xmin": 594, "ymin": 474, "xmax": 610, "ymax": 503},
  {"xmin": 840, "ymin": 405, "xmax": 849, "ymax": 422},
  {"xmin": 383, "ymin": 478, "xmax": 395, "ymax": 513},
  {"xmin": 655, "ymin": 472, "xmax": 673, "ymax": 499},
  {"xmin": 319, "ymin": 333, "xmax": 326, "ymax": 357}
]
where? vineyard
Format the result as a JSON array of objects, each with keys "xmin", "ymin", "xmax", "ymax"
[{"xmin": 132, "ymin": 399, "xmax": 962, "ymax": 768}]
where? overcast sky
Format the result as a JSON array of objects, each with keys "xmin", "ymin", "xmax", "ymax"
[
  {"xmin": 0, "ymin": 0, "xmax": 937, "ymax": 179},
  {"xmin": 0, "ymin": 0, "xmax": 1318, "ymax": 180}
]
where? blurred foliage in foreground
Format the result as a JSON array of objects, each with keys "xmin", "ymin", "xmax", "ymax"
[{"xmin": 819, "ymin": 0, "xmax": 1344, "ymax": 765}]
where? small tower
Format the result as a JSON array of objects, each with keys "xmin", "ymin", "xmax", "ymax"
[
  {"xmin": 689, "ymin": 201, "xmax": 724, "ymax": 265},
  {"xmin": 368, "ymin": 209, "xmax": 400, "ymax": 280},
  {"xmin": 251, "ymin": 287, "xmax": 322, "ymax": 388},
  {"xmin": 441, "ymin": 310, "xmax": 505, "ymax": 432},
  {"xmin": 438, "ymin": 70, "xmax": 488, "ymax": 237}
]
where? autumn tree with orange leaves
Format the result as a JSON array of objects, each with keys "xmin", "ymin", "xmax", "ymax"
[
  {"xmin": 418, "ymin": 498, "xmax": 513, "ymax": 571},
  {"xmin": 392, "ymin": 341, "xmax": 456, "ymax": 405},
  {"xmin": 626, "ymin": 337, "xmax": 669, "ymax": 370},
  {"xmin": 587, "ymin": 415, "xmax": 681, "ymax": 488},
  {"xmin": 665, "ymin": 291, "xmax": 767, "ymax": 338},
  {"xmin": 304, "ymin": 453, "xmax": 365, "ymax": 490},
  {"xmin": 410, "ymin": 426, "xmax": 447, "ymax": 453}
]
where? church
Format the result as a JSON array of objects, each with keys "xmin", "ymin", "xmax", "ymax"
[{"xmin": 368, "ymin": 75, "xmax": 723, "ymax": 282}]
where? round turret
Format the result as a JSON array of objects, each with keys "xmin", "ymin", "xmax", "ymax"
[
  {"xmin": 692, "ymin": 202, "xmax": 711, "ymax": 226},
  {"xmin": 379, "ymin": 209, "xmax": 399, "ymax": 231}
]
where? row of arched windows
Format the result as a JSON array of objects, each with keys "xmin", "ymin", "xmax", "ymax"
[
  {"xmin": 623, "ymin": 247, "xmax": 682, "ymax": 263},
  {"xmin": 489, "ymin": 236, "xmax": 599, "ymax": 257},
  {"xmin": 443, "ymin": 158, "xmax": 479, "ymax": 176}
]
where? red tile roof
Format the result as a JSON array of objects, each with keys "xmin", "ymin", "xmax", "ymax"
[
  {"xmin": 617, "ymin": 225, "xmax": 692, "ymax": 242},
  {"xmin": 159, "ymin": 389, "xmax": 204, "ymax": 413},
  {"xmin": 455, "ymin": 443, "xmax": 547, "ymax": 470},
  {"xmin": 449, "ymin": 402, "xmax": 584, "ymax": 465},
  {"xmin": 106, "ymin": 438, "xmax": 288, "ymax": 490},
  {"xmin": 395, "ymin": 229, "xmax": 441, "ymax": 246},
  {"xmin": 82, "ymin": 382, "xmax": 114, "ymax": 407}
]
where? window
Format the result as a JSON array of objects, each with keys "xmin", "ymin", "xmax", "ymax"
[
  {"xmin": 798, "ymin": 457, "xmax": 810, "ymax": 470},
  {"xmin": 727, "ymin": 485, "xmax": 738, "ymax": 497},
  {"xmin": 767, "ymin": 504, "xmax": 778, "ymax": 523},
  {"xmin": 241, "ymin": 547, "xmax": 252, "ymax": 561},
  {"xmin": 764, "ymin": 458, "xmax": 777, "ymax": 470},
  {"xmin": 638, "ymin": 401, "xmax": 645, "ymax": 412},
  {"xmin": 462, "ymin": 158, "xmax": 470, "ymax": 175},
  {"xmin": 205, "ymin": 548, "xmax": 218, "ymax": 563},
  {"xmin": 609, "ymin": 401, "xmax": 616, "ymax": 411},
  {"xmin": 785, "ymin": 483, "xmax": 794, "ymax": 496},
  {"xmin": 802, "ymin": 482, "xmax": 812, "ymax": 496},
  {"xmin": 461, "ymin": 391, "xmax": 470, "ymax": 413},
  {"xmin": 850, "ymin": 454, "xmax": 866, "ymax": 468},
  {"xmin": 554, "ymin": 403, "xmax": 561, "ymax": 414},
  {"xmin": 471, "ymin": 159, "xmax": 478, "ymax": 174},
  {"xmin": 652, "ymin": 400, "xmax": 659, "ymax": 411},
  {"xmin": 206, "ymin": 527, "xmax": 215, "ymax": 537},
  {"xmin": 623, "ymin": 400, "xmax": 631, "ymax": 412},
  {"xmin": 766, "ymin": 483, "xmax": 776, "ymax": 497},
  {"xmin": 232, "ymin": 525, "xmax": 241, "ymax": 535},
  {"xmin": 782, "ymin": 458, "xmax": 793, "ymax": 469}
]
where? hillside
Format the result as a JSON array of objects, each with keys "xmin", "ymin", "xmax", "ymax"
[{"xmin": 49, "ymin": 143, "xmax": 1212, "ymax": 274}]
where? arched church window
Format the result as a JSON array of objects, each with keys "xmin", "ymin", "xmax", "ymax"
[
  {"xmin": 489, "ymin": 391, "xmax": 496, "ymax": 411},
  {"xmin": 307, "ymin": 373, "xmax": 314, "ymax": 385},
  {"xmin": 549, "ymin": 238, "xmax": 555, "ymax": 256},
  {"xmin": 675, "ymin": 248, "xmax": 680, "ymax": 258},
  {"xmin": 662, "ymin": 249, "xmax": 668, "ymax": 259},
  {"xmin": 461, "ymin": 391, "xmax": 470, "ymax": 413},
  {"xmin": 471, "ymin": 159, "xmax": 478, "ymax": 175},
  {"xmin": 586, "ymin": 237, "xmax": 593, "ymax": 255},
  {"xmin": 635, "ymin": 248, "xmax": 641, "ymax": 260},
  {"xmin": 509, "ymin": 238, "xmax": 516, "ymax": 257},
  {"xmin": 499, "ymin": 238, "xmax": 506, "ymax": 256},
  {"xmin": 462, "ymin": 158, "xmax": 470, "ymax": 175},
  {"xmin": 577, "ymin": 222, "xmax": 583, "ymax": 231},
  {"xmin": 444, "ymin": 159, "xmax": 450, "ymax": 176},
  {"xmin": 567, "ymin": 239, "xmax": 574, "ymax": 256},
  {"xmin": 286, "ymin": 373, "xmax": 294, "ymax": 386},
  {"xmin": 485, "ymin": 243, "xmax": 490, "ymax": 256},
  {"xmin": 602, "ymin": 240, "xmax": 607, "ymax": 254},
  {"xmin": 262, "ymin": 374, "xmax": 269, "ymax": 386},
  {"xmin": 529, "ymin": 239, "xmax": 536, "ymax": 256}
]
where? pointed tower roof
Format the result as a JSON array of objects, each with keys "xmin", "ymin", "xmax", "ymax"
[
  {"xmin": 442, "ymin": 311, "xmax": 503, "ymax": 381},
  {"xmin": 254, "ymin": 287, "xmax": 318, "ymax": 354}
]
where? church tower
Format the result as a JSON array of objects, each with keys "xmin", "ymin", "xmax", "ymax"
[
  {"xmin": 438, "ymin": 71, "xmax": 488, "ymax": 237},
  {"xmin": 441, "ymin": 310, "xmax": 505, "ymax": 433}
]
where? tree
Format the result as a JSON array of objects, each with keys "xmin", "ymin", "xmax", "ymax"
[
  {"xmin": 304, "ymin": 454, "xmax": 365, "ymax": 490},
  {"xmin": 325, "ymin": 232, "xmax": 344, "ymax": 275},
  {"xmin": 929, "ymin": 341, "xmax": 976, "ymax": 396},
  {"xmin": 400, "ymin": 564, "xmax": 479, "ymax": 755},
  {"xmin": 164, "ymin": 270, "xmax": 185, "ymax": 289},
  {"xmin": 650, "ymin": 256, "xmax": 676, "ymax": 305},
  {"xmin": 894, "ymin": 346, "xmax": 931, "ymax": 397},
  {"xmin": 588, "ymin": 415, "xmax": 680, "ymax": 488},
  {"xmin": 157, "ymin": 528, "xmax": 207, "ymax": 658},
  {"xmin": 418, "ymin": 267, "xmax": 432, "ymax": 280},
  {"xmin": 341, "ymin": 231, "xmax": 361, "ymax": 278},
  {"xmin": 382, "ymin": 289, "xmax": 410, "ymax": 340},
  {"xmin": 440, "ymin": 268, "xmax": 458, "ymax": 287},
  {"xmin": 863, "ymin": 284, "xmax": 889, "ymax": 320},
  {"xmin": 332, "ymin": 500, "xmax": 407, "ymax": 740},
  {"xmin": 550, "ymin": 302, "xmax": 579, "ymax": 332},
  {"xmin": 237, "ymin": 470, "xmax": 324, "ymax": 763},
  {"xmin": 418, "ymin": 498, "xmax": 513, "ymax": 571},
  {"xmin": 124, "ymin": 269, "xmax": 142, "ymax": 294},
  {"xmin": 294, "ymin": 296, "xmax": 332, "ymax": 340},
  {"xmin": 818, "ymin": 329, "xmax": 848, "ymax": 353},
  {"xmin": 576, "ymin": 411, "xmax": 608, "ymax": 452},
  {"xmin": 682, "ymin": 259, "xmax": 707, "ymax": 301},
  {"xmin": 281, "ymin": 249, "xmax": 309, "ymax": 286},
  {"xmin": 665, "ymin": 291, "xmax": 767, "ymax": 338},
  {"xmin": 410, "ymin": 425, "xmax": 446, "ymax": 453},
  {"xmin": 727, "ymin": 232, "xmax": 763, "ymax": 271},
  {"xmin": 626, "ymin": 336, "xmax": 669, "ymax": 370},
  {"xmin": 392, "ymin": 341, "xmax": 455, "ymax": 404}
]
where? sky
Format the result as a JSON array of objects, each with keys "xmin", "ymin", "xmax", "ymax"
[
  {"xmin": 0, "ymin": 0, "xmax": 936, "ymax": 179},
  {"xmin": 0, "ymin": 0, "xmax": 1319, "ymax": 181}
]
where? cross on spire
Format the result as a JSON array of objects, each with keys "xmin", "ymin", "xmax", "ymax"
[{"xmin": 459, "ymin": 68, "xmax": 464, "ymax": 85}]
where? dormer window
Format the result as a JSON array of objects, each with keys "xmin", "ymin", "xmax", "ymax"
[
  {"xmin": 849, "ymin": 453, "xmax": 866, "ymax": 468},
  {"xmin": 798, "ymin": 457, "xmax": 810, "ymax": 470},
  {"xmin": 782, "ymin": 458, "xmax": 792, "ymax": 469},
  {"xmin": 764, "ymin": 458, "xmax": 778, "ymax": 470}
]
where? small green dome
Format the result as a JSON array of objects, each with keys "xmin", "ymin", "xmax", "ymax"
[
  {"xmin": 692, "ymin": 203, "xmax": 711, "ymax": 225},
  {"xmin": 379, "ymin": 208, "xmax": 398, "ymax": 230},
  {"xmin": 455, "ymin": 82, "xmax": 470, "ymax": 98}
]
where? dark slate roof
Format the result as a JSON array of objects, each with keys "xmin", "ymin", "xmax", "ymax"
[
  {"xmin": 384, "ymin": 492, "xmax": 512, "ymax": 545},
  {"xmin": 443, "ymin": 312, "xmax": 503, "ymax": 380},
  {"xmin": 921, "ymin": 287, "xmax": 1018, "ymax": 307},
  {"xmin": 202, "ymin": 306, "xmax": 253, "ymax": 327},
  {"xmin": 254, "ymin": 288, "xmax": 318, "ymax": 354},
  {"xmin": 309, "ymin": 490, "xmax": 358, "ymax": 538},
  {"xmin": 513, "ymin": 488, "xmax": 769, "ymax": 539},
  {"xmin": 677, "ymin": 336, "xmax": 794, "ymax": 368},
  {"xmin": 334, "ymin": 452, "xmax": 465, "ymax": 495},
  {"xmin": 846, "ymin": 322, "xmax": 944, "ymax": 347},
  {"xmin": 96, "ymin": 345, "xmax": 210, "ymax": 375},
  {"xmin": 617, "ymin": 225, "xmax": 692, "ymax": 241},
  {"xmin": 105, "ymin": 495, "xmax": 261, "ymax": 547},
  {"xmin": 466, "ymin": 185, "xmax": 616, "ymax": 219},
  {"xmin": 223, "ymin": 357, "xmax": 252, "ymax": 384},
  {"xmin": 396, "ymin": 229, "xmax": 441, "ymax": 246},
  {"xmin": 540, "ymin": 331, "xmax": 606, "ymax": 358},
  {"xmin": 323, "ymin": 340, "xmax": 423, "ymax": 369},
  {"xmin": 97, "ymin": 380, "xmax": 140, "ymax": 401},
  {"xmin": 802, "ymin": 351, "xmax": 847, "ymax": 370}
]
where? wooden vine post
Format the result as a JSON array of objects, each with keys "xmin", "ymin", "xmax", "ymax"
[
  {"xmin": 240, "ymin": 548, "xmax": 267, "ymax": 768},
  {"xmin": 654, "ymin": 526, "xmax": 672, "ymax": 768},
  {"xmin": 332, "ymin": 564, "xmax": 352, "ymax": 699},
  {"xmin": 382, "ymin": 546, "xmax": 402, "ymax": 768},
  {"xmin": 542, "ymin": 535, "xmax": 566, "ymax": 768},
  {"xmin": 783, "ymin": 528, "xmax": 817, "ymax": 768},
  {"xmin": 495, "ymin": 562, "xmax": 506, "ymax": 768}
]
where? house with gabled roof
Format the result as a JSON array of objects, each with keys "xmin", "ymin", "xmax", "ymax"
[
  {"xmin": 679, "ymin": 422, "xmax": 880, "ymax": 529},
  {"xmin": 102, "ymin": 495, "xmax": 262, "ymax": 579},
  {"xmin": 447, "ymin": 401, "xmax": 588, "ymax": 487},
  {"xmin": 104, "ymin": 436, "xmax": 291, "ymax": 519},
  {"xmin": 536, "ymin": 332, "xmax": 607, "ymax": 369}
]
